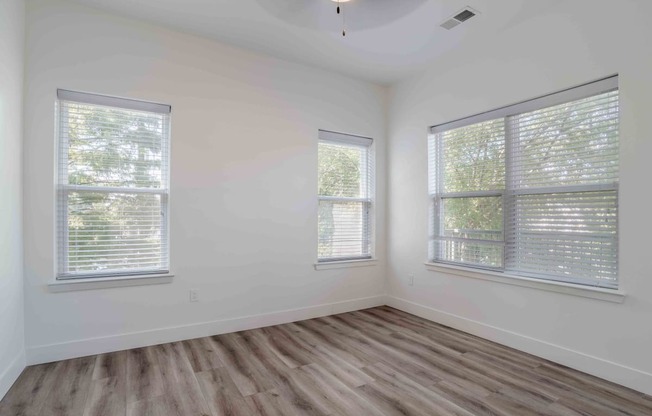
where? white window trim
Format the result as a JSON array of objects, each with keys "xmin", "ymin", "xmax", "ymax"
[
  {"xmin": 428, "ymin": 75, "xmax": 620, "ymax": 289},
  {"xmin": 314, "ymin": 259, "xmax": 378, "ymax": 270},
  {"xmin": 48, "ymin": 273, "xmax": 174, "ymax": 292},
  {"xmin": 424, "ymin": 262, "xmax": 625, "ymax": 303},
  {"xmin": 56, "ymin": 89, "xmax": 172, "ymax": 281}
]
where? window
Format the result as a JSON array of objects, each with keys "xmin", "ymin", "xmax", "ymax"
[
  {"xmin": 318, "ymin": 130, "xmax": 374, "ymax": 262},
  {"xmin": 428, "ymin": 76, "xmax": 619, "ymax": 288},
  {"xmin": 56, "ymin": 90, "xmax": 171, "ymax": 279}
]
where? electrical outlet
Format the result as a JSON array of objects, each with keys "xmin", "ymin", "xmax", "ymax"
[
  {"xmin": 189, "ymin": 289, "xmax": 199, "ymax": 302},
  {"xmin": 408, "ymin": 274, "xmax": 415, "ymax": 286}
]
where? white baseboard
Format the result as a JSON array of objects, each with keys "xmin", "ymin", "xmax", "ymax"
[
  {"xmin": 0, "ymin": 351, "xmax": 26, "ymax": 402},
  {"xmin": 26, "ymin": 295, "xmax": 386, "ymax": 365},
  {"xmin": 386, "ymin": 296, "xmax": 652, "ymax": 396}
]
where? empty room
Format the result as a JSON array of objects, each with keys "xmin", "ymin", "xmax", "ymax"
[{"xmin": 1, "ymin": 0, "xmax": 651, "ymax": 415}]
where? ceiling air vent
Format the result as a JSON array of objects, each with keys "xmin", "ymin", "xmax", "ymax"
[{"xmin": 440, "ymin": 7, "xmax": 479, "ymax": 30}]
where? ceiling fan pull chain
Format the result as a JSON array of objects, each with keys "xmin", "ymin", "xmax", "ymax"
[{"xmin": 342, "ymin": 1, "xmax": 346, "ymax": 36}]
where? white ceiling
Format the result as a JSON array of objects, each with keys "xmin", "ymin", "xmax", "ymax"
[{"xmin": 68, "ymin": 0, "xmax": 560, "ymax": 85}]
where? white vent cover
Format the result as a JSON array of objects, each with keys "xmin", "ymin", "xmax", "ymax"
[{"xmin": 440, "ymin": 6, "xmax": 479, "ymax": 30}]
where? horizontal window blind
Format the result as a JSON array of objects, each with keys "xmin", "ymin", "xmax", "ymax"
[
  {"xmin": 57, "ymin": 90, "xmax": 171, "ymax": 279},
  {"xmin": 429, "ymin": 118, "xmax": 505, "ymax": 269},
  {"xmin": 505, "ymin": 89, "xmax": 619, "ymax": 287},
  {"xmin": 429, "ymin": 76, "xmax": 619, "ymax": 288},
  {"xmin": 318, "ymin": 130, "xmax": 374, "ymax": 262}
]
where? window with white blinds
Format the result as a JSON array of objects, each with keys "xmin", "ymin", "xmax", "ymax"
[
  {"xmin": 56, "ymin": 89, "xmax": 171, "ymax": 279},
  {"xmin": 428, "ymin": 76, "xmax": 619, "ymax": 288},
  {"xmin": 318, "ymin": 130, "xmax": 374, "ymax": 262}
]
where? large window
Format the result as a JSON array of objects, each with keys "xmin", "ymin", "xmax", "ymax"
[
  {"xmin": 318, "ymin": 130, "xmax": 374, "ymax": 262},
  {"xmin": 56, "ymin": 90, "xmax": 171, "ymax": 279},
  {"xmin": 428, "ymin": 76, "xmax": 619, "ymax": 288}
]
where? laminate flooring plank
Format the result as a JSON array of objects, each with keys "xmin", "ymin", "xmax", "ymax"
[
  {"xmin": 362, "ymin": 362, "xmax": 474, "ymax": 416},
  {"xmin": 244, "ymin": 389, "xmax": 298, "ymax": 416},
  {"xmin": 430, "ymin": 380, "xmax": 505, "ymax": 416},
  {"xmin": 315, "ymin": 322, "xmax": 443, "ymax": 388},
  {"xmin": 357, "ymin": 309, "xmax": 473, "ymax": 355},
  {"xmin": 254, "ymin": 326, "xmax": 312, "ymax": 369},
  {"xmin": 462, "ymin": 350, "xmax": 570, "ymax": 400},
  {"xmin": 463, "ymin": 338, "xmax": 546, "ymax": 369},
  {"xmin": 382, "ymin": 328, "xmax": 463, "ymax": 360},
  {"xmin": 272, "ymin": 324, "xmax": 374, "ymax": 388},
  {"xmin": 182, "ymin": 338, "xmax": 225, "ymax": 373},
  {"xmin": 92, "ymin": 351, "xmax": 126, "ymax": 381},
  {"xmin": 484, "ymin": 390, "xmax": 560, "ymax": 416},
  {"xmin": 196, "ymin": 368, "xmax": 253, "ymax": 416},
  {"xmin": 297, "ymin": 363, "xmax": 385, "ymax": 416},
  {"xmin": 353, "ymin": 328, "xmax": 502, "ymax": 393},
  {"xmin": 547, "ymin": 400, "xmax": 605, "ymax": 416},
  {"xmin": 555, "ymin": 393, "xmax": 649, "ymax": 416},
  {"xmin": 280, "ymin": 322, "xmax": 371, "ymax": 369},
  {"xmin": 0, "ymin": 362, "xmax": 60, "ymax": 416},
  {"xmin": 365, "ymin": 307, "xmax": 539, "ymax": 365},
  {"xmin": 326, "ymin": 312, "xmax": 392, "ymax": 337},
  {"xmin": 309, "ymin": 344, "xmax": 374, "ymax": 388},
  {"xmin": 376, "ymin": 306, "xmax": 542, "ymax": 364},
  {"xmin": 40, "ymin": 356, "xmax": 95, "ymax": 416},
  {"xmin": 149, "ymin": 342, "xmax": 195, "ymax": 387},
  {"xmin": 270, "ymin": 367, "xmax": 332, "ymax": 416},
  {"xmin": 149, "ymin": 342, "xmax": 212, "ymax": 416},
  {"xmin": 355, "ymin": 380, "xmax": 434, "ymax": 416},
  {"xmin": 453, "ymin": 352, "xmax": 559, "ymax": 403},
  {"xmin": 361, "ymin": 307, "xmax": 472, "ymax": 353},
  {"xmin": 234, "ymin": 329, "xmax": 296, "ymax": 390},
  {"xmin": 371, "ymin": 354, "xmax": 444, "ymax": 388},
  {"xmin": 291, "ymin": 320, "xmax": 380, "ymax": 366},
  {"xmin": 536, "ymin": 363, "xmax": 652, "ymax": 415},
  {"xmin": 494, "ymin": 385, "xmax": 556, "ymax": 413},
  {"xmin": 126, "ymin": 396, "xmax": 177, "ymax": 416},
  {"xmin": 342, "ymin": 311, "xmax": 395, "ymax": 335},
  {"xmin": 391, "ymin": 335, "xmax": 551, "ymax": 403},
  {"xmin": 125, "ymin": 347, "xmax": 164, "ymax": 404},
  {"xmin": 210, "ymin": 333, "xmax": 276, "ymax": 396},
  {"xmin": 312, "ymin": 316, "xmax": 358, "ymax": 336},
  {"xmin": 82, "ymin": 377, "xmax": 126, "ymax": 416},
  {"xmin": 315, "ymin": 327, "xmax": 414, "ymax": 369}
]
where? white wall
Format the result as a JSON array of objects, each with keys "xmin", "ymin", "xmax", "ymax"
[
  {"xmin": 23, "ymin": 0, "xmax": 387, "ymax": 363},
  {"xmin": 388, "ymin": 0, "xmax": 652, "ymax": 395},
  {"xmin": 0, "ymin": 0, "xmax": 26, "ymax": 400}
]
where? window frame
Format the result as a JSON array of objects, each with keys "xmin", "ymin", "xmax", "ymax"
[
  {"xmin": 55, "ymin": 89, "xmax": 172, "ymax": 280},
  {"xmin": 317, "ymin": 130, "xmax": 375, "ymax": 263},
  {"xmin": 428, "ymin": 76, "xmax": 619, "ymax": 289}
]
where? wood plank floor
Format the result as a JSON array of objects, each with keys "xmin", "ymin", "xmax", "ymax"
[{"xmin": 2, "ymin": 306, "xmax": 651, "ymax": 416}]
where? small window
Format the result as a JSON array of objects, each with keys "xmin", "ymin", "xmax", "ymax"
[
  {"xmin": 56, "ymin": 89, "xmax": 171, "ymax": 279},
  {"xmin": 429, "ymin": 76, "xmax": 619, "ymax": 288},
  {"xmin": 318, "ymin": 130, "xmax": 374, "ymax": 262}
]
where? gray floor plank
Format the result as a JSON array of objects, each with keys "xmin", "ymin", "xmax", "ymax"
[{"xmin": 82, "ymin": 377, "xmax": 126, "ymax": 416}]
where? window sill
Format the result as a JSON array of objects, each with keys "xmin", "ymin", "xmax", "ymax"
[
  {"xmin": 48, "ymin": 273, "xmax": 174, "ymax": 292},
  {"xmin": 424, "ymin": 262, "xmax": 625, "ymax": 303},
  {"xmin": 314, "ymin": 259, "xmax": 378, "ymax": 270}
]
